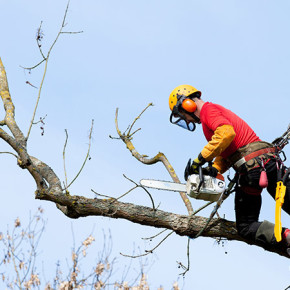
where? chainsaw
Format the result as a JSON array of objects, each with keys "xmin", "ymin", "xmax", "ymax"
[{"xmin": 140, "ymin": 167, "xmax": 226, "ymax": 202}]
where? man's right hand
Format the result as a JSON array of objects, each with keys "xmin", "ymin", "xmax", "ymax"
[
  {"xmin": 202, "ymin": 165, "xmax": 218, "ymax": 177},
  {"xmin": 191, "ymin": 158, "xmax": 201, "ymax": 173},
  {"xmin": 184, "ymin": 154, "xmax": 207, "ymax": 181}
]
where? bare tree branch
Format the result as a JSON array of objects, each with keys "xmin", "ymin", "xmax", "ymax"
[
  {"xmin": 65, "ymin": 119, "xmax": 94, "ymax": 190},
  {"xmin": 0, "ymin": 58, "xmax": 27, "ymax": 148},
  {"xmin": 63, "ymin": 129, "xmax": 69, "ymax": 189},
  {"xmin": 25, "ymin": 0, "xmax": 83, "ymax": 141},
  {"xmin": 33, "ymin": 190, "xmax": 289, "ymax": 259},
  {"xmin": 114, "ymin": 107, "xmax": 194, "ymax": 215},
  {"xmin": 120, "ymin": 231, "xmax": 174, "ymax": 258},
  {"xmin": 0, "ymin": 151, "xmax": 18, "ymax": 158}
]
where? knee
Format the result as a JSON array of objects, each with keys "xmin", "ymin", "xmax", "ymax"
[
  {"xmin": 236, "ymin": 222, "xmax": 252, "ymax": 239},
  {"xmin": 236, "ymin": 221, "xmax": 260, "ymax": 241},
  {"xmin": 255, "ymin": 220, "xmax": 275, "ymax": 244}
]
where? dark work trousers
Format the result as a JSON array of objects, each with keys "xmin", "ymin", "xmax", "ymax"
[{"xmin": 235, "ymin": 157, "xmax": 290, "ymax": 246}]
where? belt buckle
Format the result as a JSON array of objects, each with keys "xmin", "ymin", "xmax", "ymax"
[{"xmin": 234, "ymin": 157, "xmax": 246, "ymax": 170}]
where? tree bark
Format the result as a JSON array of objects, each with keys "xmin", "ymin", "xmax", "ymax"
[{"xmin": 35, "ymin": 189, "xmax": 289, "ymax": 258}]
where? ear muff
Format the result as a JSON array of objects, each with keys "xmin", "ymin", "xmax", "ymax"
[{"xmin": 182, "ymin": 99, "xmax": 197, "ymax": 113}]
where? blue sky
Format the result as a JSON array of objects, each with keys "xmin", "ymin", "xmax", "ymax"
[{"xmin": 1, "ymin": 0, "xmax": 290, "ymax": 288}]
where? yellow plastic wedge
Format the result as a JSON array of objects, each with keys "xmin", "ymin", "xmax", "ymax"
[{"xmin": 274, "ymin": 181, "xmax": 286, "ymax": 242}]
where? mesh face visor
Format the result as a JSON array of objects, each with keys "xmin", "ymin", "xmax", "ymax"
[{"xmin": 169, "ymin": 106, "xmax": 196, "ymax": 132}]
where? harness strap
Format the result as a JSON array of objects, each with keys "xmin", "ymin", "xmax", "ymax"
[{"xmin": 233, "ymin": 147, "xmax": 276, "ymax": 170}]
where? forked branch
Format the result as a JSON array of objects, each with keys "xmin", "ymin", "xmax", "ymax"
[
  {"xmin": 114, "ymin": 106, "xmax": 194, "ymax": 215},
  {"xmin": 25, "ymin": 0, "xmax": 83, "ymax": 141}
]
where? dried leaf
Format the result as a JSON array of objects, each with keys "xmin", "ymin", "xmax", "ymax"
[
  {"xmin": 82, "ymin": 235, "xmax": 95, "ymax": 247},
  {"xmin": 14, "ymin": 217, "xmax": 21, "ymax": 227},
  {"xmin": 19, "ymin": 261, "xmax": 24, "ymax": 270},
  {"xmin": 95, "ymin": 263, "xmax": 105, "ymax": 275},
  {"xmin": 72, "ymin": 251, "xmax": 77, "ymax": 262}
]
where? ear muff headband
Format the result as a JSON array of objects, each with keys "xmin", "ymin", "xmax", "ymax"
[{"xmin": 182, "ymin": 99, "xmax": 197, "ymax": 113}]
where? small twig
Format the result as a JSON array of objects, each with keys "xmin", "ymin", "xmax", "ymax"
[
  {"xmin": 176, "ymin": 261, "xmax": 187, "ymax": 271},
  {"xmin": 36, "ymin": 21, "xmax": 46, "ymax": 59},
  {"xmin": 0, "ymin": 151, "xmax": 18, "ymax": 158},
  {"xmin": 25, "ymin": 81, "xmax": 38, "ymax": 89},
  {"xmin": 139, "ymin": 186, "xmax": 156, "ymax": 211},
  {"xmin": 91, "ymin": 189, "xmax": 116, "ymax": 200},
  {"xmin": 120, "ymin": 174, "xmax": 156, "ymax": 210},
  {"xmin": 108, "ymin": 135, "xmax": 121, "ymax": 140},
  {"xmin": 63, "ymin": 129, "xmax": 69, "ymax": 189},
  {"xmin": 32, "ymin": 115, "xmax": 47, "ymax": 125},
  {"xmin": 92, "ymin": 176, "xmax": 157, "ymax": 213},
  {"xmin": 61, "ymin": 31, "xmax": 84, "ymax": 34},
  {"xmin": 127, "ymin": 128, "xmax": 141, "ymax": 140},
  {"xmin": 178, "ymin": 238, "xmax": 191, "ymax": 276},
  {"xmin": 26, "ymin": 55, "xmax": 48, "ymax": 140},
  {"xmin": 191, "ymin": 201, "xmax": 214, "ymax": 216},
  {"xmin": 66, "ymin": 120, "xmax": 94, "ymax": 189},
  {"xmin": 30, "ymin": 115, "xmax": 47, "ymax": 136},
  {"xmin": 26, "ymin": 0, "xmax": 82, "ymax": 140},
  {"xmin": 127, "ymin": 103, "xmax": 153, "ymax": 137},
  {"xmin": 123, "ymin": 125, "xmax": 131, "ymax": 135},
  {"xmin": 113, "ymin": 185, "xmax": 138, "ymax": 201},
  {"xmin": 10, "ymin": 230, "xmax": 21, "ymax": 288},
  {"xmin": 120, "ymin": 230, "xmax": 174, "ymax": 258},
  {"xmin": 20, "ymin": 59, "xmax": 46, "ymax": 71},
  {"xmin": 141, "ymin": 229, "xmax": 168, "ymax": 240},
  {"xmin": 62, "ymin": 0, "xmax": 70, "ymax": 27}
]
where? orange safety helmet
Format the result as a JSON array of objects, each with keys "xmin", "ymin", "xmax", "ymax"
[{"xmin": 169, "ymin": 85, "xmax": 201, "ymax": 131}]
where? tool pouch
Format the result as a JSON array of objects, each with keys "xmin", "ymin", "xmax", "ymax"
[
  {"xmin": 259, "ymin": 171, "xmax": 268, "ymax": 188},
  {"xmin": 258, "ymin": 157, "xmax": 268, "ymax": 188}
]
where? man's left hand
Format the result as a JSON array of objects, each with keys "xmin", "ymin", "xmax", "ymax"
[{"xmin": 184, "ymin": 154, "xmax": 206, "ymax": 181}]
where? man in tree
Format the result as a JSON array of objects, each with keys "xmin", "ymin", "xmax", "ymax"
[{"xmin": 169, "ymin": 84, "xmax": 290, "ymax": 254}]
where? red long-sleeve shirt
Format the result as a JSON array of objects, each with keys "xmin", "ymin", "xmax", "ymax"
[{"xmin": 200, "ymin": 102, "xmax": 260, "ymax": 160}]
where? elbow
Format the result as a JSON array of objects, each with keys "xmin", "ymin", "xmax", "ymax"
[{"xmin": 223, "ymin": 125, "xmax": 236, "ymax": 143}]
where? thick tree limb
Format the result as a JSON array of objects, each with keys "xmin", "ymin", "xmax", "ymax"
[
  {"xmin": 0, "ymin": 128, "xmax": 45, "ymax": 189},
  {"xmin": 34, "ymin": 190, "xmax": 289, "ymax": 258},
  {"xmin": 0, "ymin": 58, "xmax": 26, "ymax": 147}
]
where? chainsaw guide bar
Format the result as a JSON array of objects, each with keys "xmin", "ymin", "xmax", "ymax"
[
  {"xmin": 140, "ymin": 179, "xmax": 187, "ymax": 192},
  {"xmin": 140, "ymin": 174, "xmax": 226, "ymax": 202}
]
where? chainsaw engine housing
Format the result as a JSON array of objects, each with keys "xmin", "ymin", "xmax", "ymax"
[{"xmin": 186, "ymin": 174, "xmax": 226, "ymax": 201}]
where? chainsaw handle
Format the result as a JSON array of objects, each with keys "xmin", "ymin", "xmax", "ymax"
[{"xmin": 197, "ymin": 165, "xmax": 204, "ymax": 192}]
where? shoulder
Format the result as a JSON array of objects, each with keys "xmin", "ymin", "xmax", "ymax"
[
  {"xmin": 200, "ymin": 102, "xmax": 224, "ymax": 118},
  {"xmin": 200, "ymin": 102, "xmax": 233, "ymax": 130}
]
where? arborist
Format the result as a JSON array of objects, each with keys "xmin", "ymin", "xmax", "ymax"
[{"xmin": 169, "ymin": 84, "xmax": 290, "ymax": 254}]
